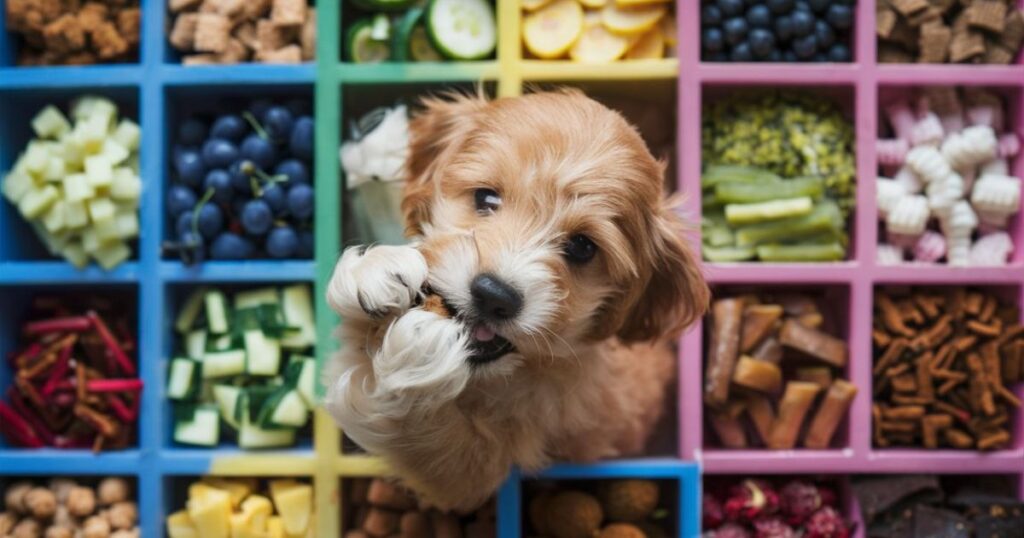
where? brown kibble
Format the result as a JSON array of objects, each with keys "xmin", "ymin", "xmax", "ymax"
[
  {"xmin": 67, "ymin": 486, "xmax": 96, "ymax": 518},
  {"xmin": 5, "ymin": 482, "xmax": 33, "ymax": 514},
  {"xmin": 999, "ymin": 10, "xmax": 1024, "ymax": 52},
  {"xmin": 804, "ymin": 380, "xmax": 858, "ymax": 449},
  {"xmin": 255, "ymin": 18, "xmax": 295, "ymax": 53},
  {"xmin": 97, "ymin": 479, "xmax": 129, "ymax": 507},
  {"xmin": 12, "ymin": 518, "xmax": 41, "ymax": 538},
  {"xmin": 169, "ymin": 13, "xmax": 199, "ymax": 51},
  {"xmin": 116, "ymin": 8, "xmax": 141, "ymax": 47},
  {"xmin": 78, "ymin": 3, "xmax": 110, "ymax": 30},
  {"xmin": 732, "ymin": 356, "xmax": 783, "ymax": 394},
  {"xmin": 779, "ymin": 319, "xmax": 848, "ymax": 368},
  {"xmin": 26, "ymin": 488, "xmax": 57, "ymax": 520},
  {"xmin": 90, "ymin": 21, "xmax": 129, "ymax": 60},
  {"xmin": 82, "ymin": 515, "xmax": 110, "ymax": 538},
  {"xmin": 966, "ymin": 0, "xmax": 1006, "ymax": 33},
  {"xmin": 233, "ymin": 21, "xmax": 258, "ymax": 50},
  {"xmin": 893, "ymin": 0, "xmax": 929, "ymax": 16},
  {"xmin": 182, "ymin": 53, "xmax": 219, "ymax": 65},
  {"xmin": 740, "ymin": 304, "xmax": 783, "ymax": 352},
  {"xmin": 258, "ymin": 44, "xmax": 303, "ymax": 63},
  {"xmin": 768, "ymin": 382, "xmax": 821, "ymax": 449},
  {"xmin": 43, "ymin": 14, "xmax": 86, "ymax": 55},
  {"xmin": 272, "ymin": 0, "xmax": 307, "ymax": 27},
  {"xmin": 109, "ymin": 529, "xmax": 139, "ymax": 538},
  {"xmin": 950, "ymin": 31, "xmax": 986, "ymax": 62},
  {"xmin": 218, "ymin": 38, "xmax": 250, "ymax": 63},
  {"xmin": 544, "ymin": 491, "xmax": 603, "ymax": 538},
  {"xmin": 194, "ymin": 13, "xmax": 231, "ymax": 53},
  {"xmin": 45, "ymin": 526, "xmax": 73, "ymax": 538},
  {"xmin": 243, "ymin": 0, "xmax": 273, "ymax": 19},
  {"xmin": 878, "ymin": 43, "xmax": 916, "ymax": 63},
  {"xmin": 105, "ymin": 502, "xmax": 136, "ymax": 530},
  {"xmin": 362, "ymin": 508, "xmax": 399, "ymax": 536}
]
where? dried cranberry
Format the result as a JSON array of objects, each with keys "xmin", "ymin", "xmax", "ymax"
[
  {"xmin": 753, "ymin": 517, "xmax": 798, "ymax": 538},
  {"xmin": 707, "ymin": 522, "xmax": 753, "ymax": 538},
  {"xmin": 724, "ymin": 480, "xmax": 781, "ymax": 523},
  {"xmin": 804, "ymin": 506, "xmax": 849, "ymax": 538},
  {"xmin": 704, "ymin": 495, "xmax": 726, "ymax": 529},
  {"xmin": 779, "ymin": 481, "xmax": 825, "ymax": 526}
]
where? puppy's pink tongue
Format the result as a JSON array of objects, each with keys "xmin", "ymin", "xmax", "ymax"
[{"xmin": 473, "ymin": 326, "xmax": 496, "ymax": 342}]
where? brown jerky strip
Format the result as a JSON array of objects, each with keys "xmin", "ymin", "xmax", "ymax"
[
  {"xmin": 704, "ymin": 298, "xmax": 744, "ymax": 407},
  {"xmin": 779, "ymin": 319, "xmax": 848, "ymax": 368},
  {"xmin": 921, "ymin": 414, "xmax": 953, "ymax": 448},
  {"xmin": 750, "ymin": 336, "xmax": 783, "ymax": 364},
  {"xmin": 945, "ymin": 428, "xmax": 974, "ymax": 448},
  {"xmin": 892, "ymin": 374, "xmax": 918, "ymax": 393},
  {"xmin": 740, "ymin": 304, "xmax": 784, "ymax": 353},
  {"xmin": 933, "ymin": 343, "xmax": 956, "ymax": 371},
  {"xmin": 916, "ymin": 352, "xmax": 936, "ymax": 402},
  {"xmin": 882, "ymin": 405, "xmax": 926, "ymax": 420},
  {"xmin": 745, "ymin": 395, "xmax": 775, "ymax": 445},
  {"xmin": 937, "ymin": 376, "xmax": 965, "ymax": 396},
  {"xmin": 804, "ymin": 380, "xmax": 858, "ymax": 449},
  {"xmin": 967, "ymin": 319, "xmax": 1002, "ymax": 337},
  {"xmin": 913, "ymin": 294, "xmax": 941, "ymax": 319},
  {"xmin": 978, "ymin": 295, "xmax": 998, "ymax": 323},
  {"xmin": 915, "ymin": 315, "xmax": 952, "ymax": 348},
  {"xmin": 877, "ymin": 294, "xmax": 915, "ymax": 337},
  {"xmin": 965, "ymin": 292, "xmax": 984, "ymax": 315},
  {"xmin": 795, "ymin": 367, "xmax": 833, "ymax": 390},
  {"xmin": 732, "ymin": 356, "xmax": 783, "ymax": 394},
  {"xmin": 893, "ymin": 395, "xmax": 935, "ymax": 406},
  {"xmin": 873, "ymin": 405, "xmax": 889, "ymax": 447},
  {"xmin": 993, "ymin": 384, "xmax": 1021, "ymax": 408},
  {"xmin": 880, "ymin": 420, "xmax": 918, "ymax": 433},
  {"xmin": 953, "ymin": 335, "xmax": 977, "ymax": 352},
  {"xmin": 1003, "ymin": 341, "xmax": 1022, "ymax": 383},
  {"xmin": 966, "ymin": 353, "xmax": 995, "ymax": 416},
  {"xmin": 708, "ymin": 409, "xmax": 747, "ymax": 448},
  {"xmin": 995, "ymin": 324, "xmax": 1024, "ymax": 347},
  {"xmin": 797, "ymin": 313, "xmax": 823, "ymax": 329},
  {"xmin": 933, "ymin": 400, "xmax": 970, "ymax": 424},
  {"xmin": 73, "ymin": 403, "xmax": 119, "ymax": 438},
  {"xmin": 873, "ymin": 329, "xmax": 892, "ymax": 348},
  {"xmin": 768, "ymin": 382, "xmax": 821, "ymax": 449},
  {"xmin": 977, "ymin": 430, "xmax": 1010, "ymax": 450}
]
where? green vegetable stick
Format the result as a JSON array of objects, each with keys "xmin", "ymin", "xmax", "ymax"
[
  {"xmin": 725, "ymin": 196, "xmax": 813, "ymax": 226},
  {"xmin": 735, "ymin": 202, "xmax": 842, "ymax": 247},
  {"xmin": 715, "ymin": 176, "xmax": 824, "ymax": 204},
  {"xmin": 703, "ymin": 245, "xmax": 757, "ymax": 262},
  {"xmin": 702, "ymin": 165, "xmax": 781, "ymax": 190},
  {"xmin": 756, "ymin": 243, "xmax": 846, "ymax": 262}
]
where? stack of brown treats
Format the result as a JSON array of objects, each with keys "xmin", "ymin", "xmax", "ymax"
[
  {"xmin": 168, "ymin": 0, "xmax": 315, "ymax": 65},
  {"xmin": 704, "ymin": 292, "xmax": 857, "ymax": 450},
  {"xmin": 5, "ymin": 0, "xmax": 140, "ymax": 65},
  {"xmin": 345, "ymin": 478, "xmax": 495, "ymax": 538},
  {"xmin": 872, "ymin": 288, "xmax": 1023, "ymax": 450},
  {"xmin": 878, "ymin": 0, "xmax": 1024, "ymax": 63}
]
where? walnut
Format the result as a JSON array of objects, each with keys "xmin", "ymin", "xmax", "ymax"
[
  {"xmin": 66, "ymin": 487, "xmax": 96, "ymax": 518},
  {"xmin": 26, "ymin": 488, "xmax": 57, "ymax": 520},
  {"xmin": 47, "ymin": 480, "xmax": 78, "ymax": 505},
  {"xmin": 105, "ymin": 502, "xmax": 136, "ymax": 530},
  {"xmin": 12, "ymin": 517, "xmax": 41, "ymax": 538},
  {"xmin": 109, "ymin": 528, "xmax": 139, "ymax": 538},
  {"xmin": 96, "ymin": 479, "xmax": 128, "ymax": 507},
  {"xmin": 82, "ymin": 515, "xmax": 110, "ymax": 538},
  {"xmin": 0, "ymin": 511, "xmax": 18, "ymax": 535},
  {"xmin": 44, "ymin": 526, "xmax": 73, "ymax": 538},
  {"xmin": 52, "ymin": 505, "xmax": 73, "ymax": 528},
  {"xmin": 5, "ymin": 482, "xmax": 33, "ymax": 513}
]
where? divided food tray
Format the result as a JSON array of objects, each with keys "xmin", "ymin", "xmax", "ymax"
[{"xmin": 1, "ymin": 0, "xmax": 1023, "ymax": 536}]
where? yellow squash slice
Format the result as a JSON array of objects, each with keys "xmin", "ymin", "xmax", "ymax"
[
  {"xmin": 579, "ymin": 0, "xmax": 607, "ymax": 8},
  {"xmin": 625, "ymin": 25, "xmax": 664, "ymax": 59},
  {"xmin": 522, "ymin": 0, "xmax": 553, "ymax": 11},
  {"xmin": 569, "ymin": 18, "xmax": 630, "ymax": 62},
  {"xmin": 524, "ymin": 0, "xmax": 585, "ymax": 58},
  {"xmin": 659, "ymin": 12, "xmax": 676, "ymax": 47},
  {"xmin": 601, "ymin": 3, "xmax": 665, "ymax": 35}
]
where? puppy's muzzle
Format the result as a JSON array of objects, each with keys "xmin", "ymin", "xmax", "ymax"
[{"xmin": 470, "ymin": 273, "xmax": 522, "ymax": 321}]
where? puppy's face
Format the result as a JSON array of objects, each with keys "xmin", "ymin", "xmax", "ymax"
[{"xmin": 403, "ymin": 91, "xmax": 707, "ymax": 373}]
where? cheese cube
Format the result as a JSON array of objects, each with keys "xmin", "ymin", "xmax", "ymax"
[
  {"xmin": 93, "ymin": 241, "xmax": 131, "ymax": 270},
  {"xmin": 85, "ymin": 155, "xmax": 114, "ymax": 187},
  {"xmin": 43, "ymin": 199, "xmax": 66, "ymax": 233},
  {"xmin": 110, "ymin": 168, "xmax": 142, "ymax": 200},
  {"xmin": 112, "ymin": 119, "xmax": 141, "ymax": 151},
  {"xmin": 32, "ymin": 105, "xmax": 72, "ymax": 138},
  {"xmin": 64, "ymin": 173, "xmax": 94, "ymax": 202},
  {"xmin": 88, "ymin": 197, "xmax": 116, "ymax": 223},
  {"xmin": 64, "ymin": 200, "xmax": 89, "ymax": 229},
  {"xmin": 23, "ymin": 143, "xmax": 50, "ymax": 175},
  {"xmin": 114, "ymin": 210, "xmax": 140, "ymax": 239},
  {"xmin": 43, "ymin": 156, "xmax": 66, "ymax": 182},
  {"xmin": 100, "ymin": 139, "xmax": 130, "ymax": 166},
  {"xmin": 74, "ymin": 114, "xmax": 108, "ymax": 153},
  {"xmin": 82, "ymin": 228, "xmax": 102, "ymax": 253},
  {"xmin": 63, "ymin": 241, "xmax": 89, "ymax": 268},
  {"xmin": 18, "ymin": 185, "xmax": 59, "ymax": 219},
  {"xmin": 2, "ymin": 171, "xmax": 36, "ymax": 203},
  {"xmin": 72, "ymin": 95, "xmax": 116, "ymax": 124},
  {"xmin": 94, "ymin": 215, "xmax": 121, "ymax": 242},
  {"xmin": 59, "ymin": 133, "xmax": 85, "ymax": 168}
]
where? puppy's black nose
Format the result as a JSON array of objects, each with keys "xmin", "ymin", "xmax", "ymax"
[{"xmin": 470, "ymin": 273, "xmax": 522, "ymax": 321}]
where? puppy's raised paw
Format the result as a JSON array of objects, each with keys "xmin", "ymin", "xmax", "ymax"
[{"xmin": 327, "ymin": 245, "xmax": 428, "ymax": 320}]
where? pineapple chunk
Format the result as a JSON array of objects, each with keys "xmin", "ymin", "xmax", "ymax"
[
  {"xmin": 63, "ymin": 241, "xmax": 89, "ymax": 268},
  {"xmin": 64, "ymin": 199, "xmax": 89, "ymax": 229},
  {"xmin": 64, "ymin": 173, "xmax": 95, "ymax": 202},
  {"xmin": 100, "ymin": 138, "xmax": 130, "ymax": 165},
  {"xmin": 201, "ymin": 478, "xmax": 254, "ymax": 509},
  {"xmin": 266, "ymin": 517, "xmax": 284, "ymax": 538},
  {"xmin": 112, "ymin": 119, "xmax": 141, "ymax": 151},
  {"xmin": 110, "ymin": 167, "xmax": 141, "ymax": 200},
  {"xmin": 43, "ymin": 199, "xmax": 66, "ymax": 233},
  {"xmin": 2, "ymin": 171, "xmax": 36, "ymax": 203},
  {"xmin": 32, "ymin": 105, "xmax": 72, "ymax": 138},
  {"xmin": 19, "ymin": 185, "xmax": 59, "ymax": 219},
  {"xmin": 93, "ymin": 241, "xmax": 131, "ymax": 270},
  {"xmin": 241, "ymin": 495, "xmax": 274, "ymax": 530},
  {"xmin": 166, "ymin": 510, "xmax": 199, "ymax": 538},
  {"xmin": 269, "ymin": 481, "xmax": 312, "ymax": 536},
  {"xmin": 88, "ymin": 197, "xmax": 116, "ymax": 223},
  {"xmin": 187, "ymin": 484, "xmax": 232, "ymax": 538},
  {"xmin": 85, "ymin": 155, "xmax": 114, "ymax": 187}
]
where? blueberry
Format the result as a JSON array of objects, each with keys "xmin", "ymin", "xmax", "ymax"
[
  {"xmin": 196, "ymin": 203, "xmax": 223, "ymax": 240},
  {"xmin": 177, "ymin": 119, "xmax": 207, "ymax": 146},
  {"xmin": 241, "ymin": 199, "xmax": 273, "ymax": 235},
  {"xmin": 702, "ymin": 4, "xmax": 723, "ymax": 26},
  {"xmin": 179, "ymin": 230, "xmax": 204, "ymax": 252},
  {"xmin": 203, "ymin": 169, "xmax": 233, "ymax": 205},
  {"xmin": 814, "ymin": 19, "xmax": 835, "ymax": 49},
  {"xmin": 792, "ymin": 33, "xmax": 818, "ymax": 59},
  {"xmin": 167, "ymin": 185, "xmax": 197, "ymax": 217},
  {"xmin": 782, "ymin": 49, "xmax": 798, "ymax": 61},
  {"xmin": 261, "ymin": 183, "xmax": 287, "ymax": 216},
  {"xmin": 828, "ymin": 43, "xmax": 851, "ymax": 62},
  {"xmin": 202, "ymin": 139, "xmax": 239, "ymax": 169},
  {"xmin": 826, "ymin": 4, "xmax": 853, "ymax": 30},
  {"xmin": 774, "ymin": 15, "xmax": 794, "ymax": 41},
  {"xmin": 746, "ymin": 5, "xmax": 772, "ymax": 28},
  {"xmin": 748, "ymin": 28, "xmax": 776, "ymax": 59},
  {"xmin": 794, "ymin": 1, "xmax": 810, "ymax": 12},
  {"xmin": 241, "ymin": 134, "xmax": 277, "ymax": 170},
  {"xmin": 247, "ymin": 98, "xmax": 274, "ymax": 119},
  {"xmin": 275, "ymin": 159, "xmax": 310, "ymax": 187},
  {"xmin": 210, "ymin": 232, "xmax": 254, "ymax": 260},
  {"xmin": 808, "ymin": 0, "xmax": 829, "ymax": 13},
  {"xmin": 287, "ymin": 184, "xmax": 314, "ymax": 220},
  {"xmin": 262, "ymin": 106, "xmax": 294, "ymax": 141},
  {"xmin": 768, "ymin": 49, "xmax": 783, "ymax": 61},
  {"xmin": 285, "ymin": 98, "xmax": 311, "ymax": 117},
  {"xmin": 717, "ymin": 0, "xmax": 744, "ymax": 17},
  {"xmin": 790, "ymin": 10, "xmax": 814, "ymax": 36},
  {"xmin": 174, "ymin": 149, "xmax": 206, "ymax": 188},
  {"xmin": 766, "ymin": 0, "xmax": 794, "ymax": 14},
  {"xmin": 229, "ymin": 160, "xmax": 255, "ymax": 194},
  {"xmin": 703, "ymin": 27, "xmax": 726, "ymax": 54},
  {"xmin": 729, "ymin": 41, "xmax": 753, "ymax": 61},
  {"xmin": 175, "ymin": 211, "xmax": 192, "ymax": 237},
  {"xmin": 265, "ymin": 226, "xmax": 299, "ymax": 259},
  {"xmin": 289, "ymin": 116, "xmax": 314, "ymax": 162},
  {"xmin": 705, "ymin": 51, "xmax": 730, "ymax": 61},
  {"xmin": 209, "ymin": 114, "xmax": 247, "ymax": 143},
  {"xmin": 723, "ymin": 17, "xmax": 749, "ymax": 46},
  {"xmin": 296, "ymin": 230, "xmax": 314, "ymax": 258}
]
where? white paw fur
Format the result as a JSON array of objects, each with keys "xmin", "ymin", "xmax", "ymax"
[{"xmin": 326, "ymin": 245, "xmax": 429, "ymax": 320}]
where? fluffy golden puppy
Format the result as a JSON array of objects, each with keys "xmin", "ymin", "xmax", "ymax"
[{"xmin": 324, "ymin": 90, "xmax": 708, "ymax": 511}]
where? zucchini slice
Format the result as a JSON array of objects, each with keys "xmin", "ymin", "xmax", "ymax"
[
  {"xmin": 213, "ymin": 384, "xmax": 242, "ymax": 429},
  {"xmin": 174, "ymin": 404, "xmax": 220, "ymax": 447},
  {"xmin": 426, "ymin": 0, "xmax": 497, "ymax": 60},
  {"xmin": 258, "ymin": 387, "xmax": 309, "ymax": 428},
  {"xmin": 204, "ymin": 290, "xmax": 230, "ymax": 335},
  {"xmin": 167, "ymin": 357, "xmax": 202, "ymax": 401},
  {"xmin": 244, "ymin": 329, "xmax": 281, "ymax": 376},
  {"xmin": 202, "ymin": 349, "xmax": 246, "ymax": 379},
  {"xmin": 346, "ymin": 17, "xmax": 392, "ymax": 63}
]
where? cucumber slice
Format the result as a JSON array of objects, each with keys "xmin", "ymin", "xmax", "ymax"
[
  {"xmin": 167, "ymin": 357, "xmax": 202, "ymax": 400},
  {"xmin": 185, "ymin": 329, "xmax": 207, "ymax": 359},
  {"xmin": 234, "ymin": 287, "xmax": 279, "ymax": 309},
  {"xmin": 426, "ymin": 0, "xmax": 496, "ymax": 60},
  {"xmin": 346, "ymin": 17, "xmax": 391, "ymax": 63},
  {"xmin": 238, "ymin": 412, "xmax": 296, "ymax": 449},
  {"xmin": 244, "ymin": 329, "xmax": 281, "ymax": 376},
  {"xmin": 212, "ymin": 384, "xmax": 242, "ymax": 429},
  {"xmin": 174, "ymin": 404, "xmax": 220, "ymax": 447},
  {"xmin": 204, "ymin": 290, "xmax": 230, "ymax": 335},
  {"xmin": 175, "ymin": 287, "xmax": 208, "ymax": 334},
  {"xmin": 202, "ymin": 349, "xmax": 246, "ymax": 379},
  {"xmin": 258, "ymin": 387, "xmax": 309, "ymax": 428},
  {"xmin": 280, "ymin": 285, "xmax": 315, "ymax": 349}
]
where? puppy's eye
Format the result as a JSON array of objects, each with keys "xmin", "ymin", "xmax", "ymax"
[
  {"xmin": 564, "ymin": 234, "xmax": 597, "ymax": 264},
  {"xmin": 474, "ymin": 188, "xmax": 502, "ymax": 214}
]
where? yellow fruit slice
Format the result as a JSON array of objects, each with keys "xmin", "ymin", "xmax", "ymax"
[
  {"xmin": 569, "ymin": 19, "xmax": 630, "ymax": 62},
  {"xmin": 580, "ymin": 0, "xmax": 606, "ymax": 8},
  {"xmin": 522, "ymin": 0, "xmax": 553, "ymax": 11},
  {"xmin": 659, "ymin": 12, "xmax": 676, "ymax": 47},
  {"xmin": 523, "ymin": 0, "xmax": 584, "ymax": 59},
  {"xmin": 601, "ymin": 3, "xmax": 665, "ymax": 35},
  {"xmin": 625, "ymin": 25, "xmax": 664, "ymax": 59},
  {"xmin": 615, "ymin": 0, "xmax": 670, "ymax": 5}
]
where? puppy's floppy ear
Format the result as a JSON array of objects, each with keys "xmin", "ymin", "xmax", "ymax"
[
  {"xmin": 616, "ymin": 199, "xmax": 709, "ymax": 343},
  {"xmin": 402, "ymin": 92, "xmax": 487, "ymax": 235}
]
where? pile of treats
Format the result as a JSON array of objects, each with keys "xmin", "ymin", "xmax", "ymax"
[
  {"xmin": 168, "ymin": 0, "xmax": 316, "ymax": 64},
  {"xmin": 872, "ymin": 287, "xmax": 1023, "ymax": 450},
  {"xmin": 527, "ymin": 480, "xmax": 672, "ymax": 538},
  {"xmin": 345, "ymin": 478, "xmax": 495, "ymax": 538},
  {"xmin": 2, "ymin": 96, "xmax": 141, "ymax": 270},
  {"xmin": 702, "ymin": 92, "xmax": 855, "ymax": 262},
  {"xmin": 704, "ymin": 293, "xmax": 856, "ymax": 450},
  {"xmin": 0, "ymin": 294, "xmax": 140, "ymax": 451},
  {"xmin": 878, "ymin": 0, "xmax": 1024, "ymax": 63},
  {"xmin": 876, "ymin": 88, "xmax": 1020, "ymax": 266},
  {"xmin": 166, "ymin": 478, "xmax": 313, "ymax": 537},
  {"xmin": 522, "ymin": 0, "xmax": 677, "ymax": 62},
  {"xmin": 1, "ymin": 478, "xmax": 139, "ymax": 538},
  {"xmin": 4, "ymin": 0, "xmax": 140, "ymax": 65},
  {"xmin": 703, "ymin": 478, "xmax": 851, "ymax": 538}
]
